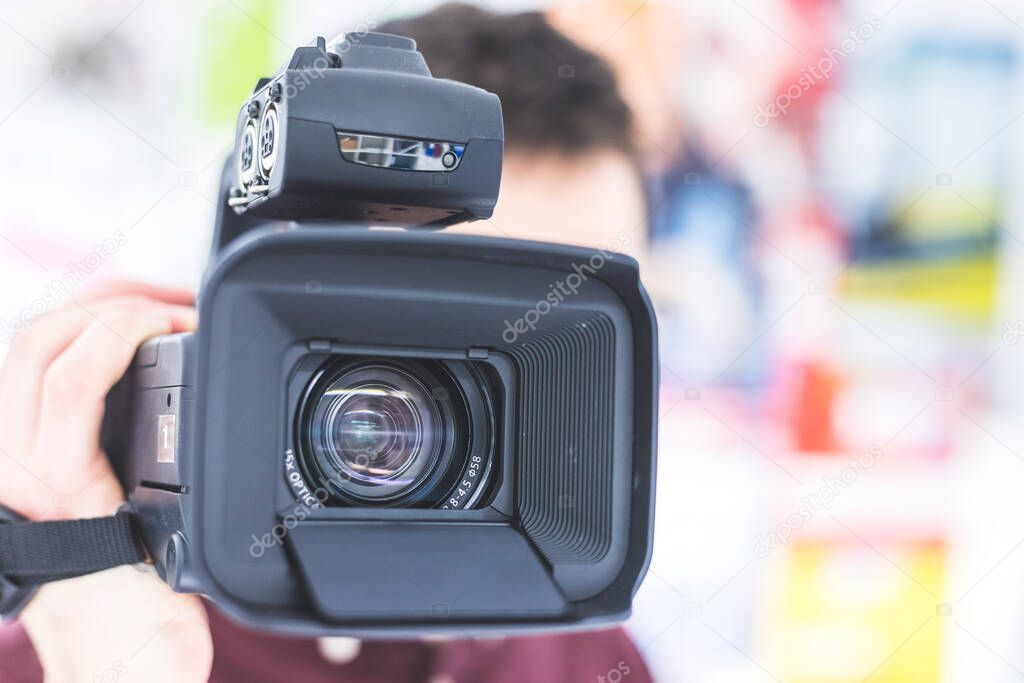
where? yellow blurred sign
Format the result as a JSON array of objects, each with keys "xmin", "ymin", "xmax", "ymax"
[{"xmin": 767, "ymin": 538, "xmax": 945, "ymax": 683}]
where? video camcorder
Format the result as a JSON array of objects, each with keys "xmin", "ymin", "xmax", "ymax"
[{"xmin": 0, "ymin": 32, "xmax": 658, "ymax": 636}]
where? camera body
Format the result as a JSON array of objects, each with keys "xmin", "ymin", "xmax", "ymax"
[{"xmin": 99, "ymin": 33, "xmax": 658, "ymax": 636}]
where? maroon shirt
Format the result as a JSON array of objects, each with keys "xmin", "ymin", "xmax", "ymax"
[{"xmin": 0, "ymin": 603, "xmax": 653, "ymax": 683}]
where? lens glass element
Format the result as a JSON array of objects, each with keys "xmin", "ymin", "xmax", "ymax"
[{"xmin": 307, "ymin": 365, "xmax": 442, "ymax": 503}]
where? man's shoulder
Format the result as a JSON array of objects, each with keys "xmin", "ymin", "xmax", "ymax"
[{"xmin": 427, "ymin": 627, "xmax": 654, "ymax": 683}]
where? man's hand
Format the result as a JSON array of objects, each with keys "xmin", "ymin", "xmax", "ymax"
[{"xmin": 0, "ymin": 282, "xmax": 213, "ymax": 683}]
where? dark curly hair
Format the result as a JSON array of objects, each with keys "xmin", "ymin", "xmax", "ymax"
[{"xmin": 378, "ymin": 4, "xmax": 635, "ymax": 159}]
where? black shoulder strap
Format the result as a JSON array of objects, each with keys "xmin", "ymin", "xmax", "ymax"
[{"xmin": 0, "ymin": 505, "xmax": 147, "ymax": 619}]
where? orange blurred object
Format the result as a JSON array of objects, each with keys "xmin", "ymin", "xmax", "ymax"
[{"xmin": 791, "ymin": 360, "xmax": 843, "ymax": 453}]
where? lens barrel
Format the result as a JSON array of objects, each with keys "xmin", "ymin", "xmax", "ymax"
[{"xmin": 296, "ymin": 358, "xmax": 495, "ymax": 508}]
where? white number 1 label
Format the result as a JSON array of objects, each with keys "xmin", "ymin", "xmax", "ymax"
[{"xmin": 157, "ymin": 414, "xmax": 176, "ymax": 464}]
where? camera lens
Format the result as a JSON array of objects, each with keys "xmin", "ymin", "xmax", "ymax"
[
  {"xmin": 296, "ymin": 358, "xmax": 497, "ymax": 509},
  {"xmin": 306, "ymin": 364, "xmax": 441, "ymax": 503},
  {"xmin": 334, "ymin": 399, "xmax": 415, "ymax": 478}
]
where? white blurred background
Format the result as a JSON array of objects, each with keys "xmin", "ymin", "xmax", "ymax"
[{"xmin": 2, "ymin": 1, "xmax": 1024, "ymax": 681}]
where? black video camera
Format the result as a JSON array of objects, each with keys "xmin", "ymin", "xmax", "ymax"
[{"xmin": 1, "ymin": 33, "xmax": 658, "ymax": 636}]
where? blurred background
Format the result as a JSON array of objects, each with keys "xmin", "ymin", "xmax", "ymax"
[{"xmin": 1, "ymin": 0, "xmax": 1023, "ymax": 680}]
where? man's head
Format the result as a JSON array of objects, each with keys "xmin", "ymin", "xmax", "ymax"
[{"xmin": 379, "ymin": 4, "xmax": 647, "ymax": 257}]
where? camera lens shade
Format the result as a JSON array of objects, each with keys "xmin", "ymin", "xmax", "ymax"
[{"xmin": 307, "ymin": 365, "xmax": 442, "ymax": 503}]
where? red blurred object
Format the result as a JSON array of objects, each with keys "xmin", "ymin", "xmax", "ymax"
[{"xmin": 790, "ymin": 360, "xmax": 842, "ymax": 453}]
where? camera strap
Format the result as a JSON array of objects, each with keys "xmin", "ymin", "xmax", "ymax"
[{"xmin": 0, "ymin": 505, "xmax": 146, "ymax": 619}]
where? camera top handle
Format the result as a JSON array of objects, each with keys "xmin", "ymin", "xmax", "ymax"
[{"xmin": 211, "ymin": 33, "xmax": 504, "ymax": 258}]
